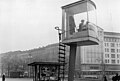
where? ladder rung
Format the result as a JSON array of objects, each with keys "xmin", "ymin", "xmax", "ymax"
[
  {"xmin": 59, "ymin": 57, "xmax": 65, "ymax": 59},
  {"xmin": 59, "ymin": 58, "xmax": 65, "ymax": 61},
  {"xmin": 59, "ymin": 54, "xmax": 65, "ymax": 56},
  {"xmin": 59, "ymin": 51, "xmax": 65, "ymax": 54},
  {"xmin": 59, "ymin": 48, "xmax": 65, "ymax": 51},
  {"xmin": 59, "ymin": 56, "xmax": 65, "ymax": 59},
  {"xmin": 59, "ymin": 56, "xmax": 65, "ymax": 58},
  {"xmin": 59, "ymin": 44, "xmax": 66, "ymax": 47},
  {"xmin": 59, "ymin": 52, "xmax": 65, "ymax": 54}
]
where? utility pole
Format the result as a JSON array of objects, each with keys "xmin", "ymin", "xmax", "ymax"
[
  {"xmin": 28, "ymin": 53, "xmax": 32, "ymax": 78},
  {"xmin": 97, "ymin": 53, "xmax": 105, "ymax": 81},
  {"xmin": 101, "ymin": 53, "xmax": 105, "ymax": 81}
]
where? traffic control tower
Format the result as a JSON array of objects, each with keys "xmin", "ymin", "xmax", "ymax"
[{"xmin": 61, "ymin": 0, "xmax": 100, "ymax": 81}]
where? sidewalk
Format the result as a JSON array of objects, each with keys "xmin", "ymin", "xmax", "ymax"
[{"xmin": 0, "ymin": 78, "xmax": 32, "ymax": 81}]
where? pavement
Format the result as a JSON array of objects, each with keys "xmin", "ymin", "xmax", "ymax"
[
  {"xmin": 0, "ymin": 78, "xmax": 33, "ymax": 81},
  {"xmin": 0, "ymin": 78, "xmax": 109, "ymax": 81}
]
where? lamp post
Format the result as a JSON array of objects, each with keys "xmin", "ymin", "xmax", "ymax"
[
  {"xmin": 101, "ymin": 59, "xmax": 105, "ymax": 81},
  {"xmin": 28, "ymin": 53, "xmax": 32, "ymax": 78},
  {"xmin": 96, "ymin": 56, "xmax": 105, "ymax": 81}
]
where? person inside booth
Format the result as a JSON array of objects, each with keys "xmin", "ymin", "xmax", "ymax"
[
  {"xmin": 78, "ymin": 19, "xmax": 85, "ymax": 32},
  {"xmin": 78, "ymin": 21, "xmax": 96, "ymax": 32},
  {"xmin": 82, "ymin": 21, "xmax": 89, "ymax": 31},
  {"xmin": 78, "ymin": 20, "xmax": 88, "ymax": 32}
]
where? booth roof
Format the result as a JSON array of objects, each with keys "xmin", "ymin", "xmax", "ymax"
[
  {"xmin": 28, "ymin": 62, "xmax": 65, "ymax": 66},
  {"xmin": 61, "ymin": 0, "xmax": 96, "ymax": 9}
]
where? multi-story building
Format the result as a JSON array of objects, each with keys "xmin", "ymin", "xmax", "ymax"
[
  {"xmin": 75, "ymin": 31, "xmax": 120, "ymax": 79},
  {"xmin": 103, "ymin": 32, "xmax": 120, "ymax": 78},
  {"xmin": 104, "ymin": 32, "xmax": 120, "ymax": 64}
]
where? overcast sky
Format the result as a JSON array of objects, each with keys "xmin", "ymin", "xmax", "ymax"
[{"xmin": 0, "ymin": 0, "xmax": 120, "ymax": 53}]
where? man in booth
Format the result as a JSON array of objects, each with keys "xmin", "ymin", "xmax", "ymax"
[{"xmin": 78, "ymin": 19, "xmax": 85, "ymax": 32}]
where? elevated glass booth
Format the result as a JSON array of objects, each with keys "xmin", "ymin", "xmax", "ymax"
[{"xmin": 61, "ymin": 0, "xmax": 99, "ymax": 46}]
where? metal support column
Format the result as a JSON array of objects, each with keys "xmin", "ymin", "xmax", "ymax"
[{"xmin": 68, "ymin": 44, "xmax": 77, "ymax": 81}]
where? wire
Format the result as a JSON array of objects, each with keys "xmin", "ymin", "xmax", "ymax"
[{"xmin": 61, "ymin": 26, "xmax": 78, "ymax": 34}]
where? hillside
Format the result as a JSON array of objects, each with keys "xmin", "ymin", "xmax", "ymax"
[{"xmin": 0, "ymin": 43, "xmax": 70, "ymax": 76}]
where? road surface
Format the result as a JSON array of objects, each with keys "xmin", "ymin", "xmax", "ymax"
[{"xmin": 0, "ymin": 78, "xmax": 32, "ymax": 81}]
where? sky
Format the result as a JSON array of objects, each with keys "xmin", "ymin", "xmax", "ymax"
[{"xmin": 0, "ymin": 0, "xmax": 120, "ymax": 53}]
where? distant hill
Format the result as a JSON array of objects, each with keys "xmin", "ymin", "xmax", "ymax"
[
  {"xmin": 0, "ymin": 43, "xmax": 69, "ymax": 63},
  {"xmin": 0, "ymin": 43, "xmax": 70, "ymax": 77}
]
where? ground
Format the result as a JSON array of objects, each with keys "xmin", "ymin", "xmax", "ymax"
[
  {"xmin": 0, "ymin": 78, "xmax": 32, "ymax": 81},
  {"xmin": 0, "ymin": 78, "xmax": 110, "ymax": 81}
]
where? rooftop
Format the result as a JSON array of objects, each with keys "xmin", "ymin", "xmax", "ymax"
[
  {"xmin": 28, "ymin": 62, "xmax": 65, "ymax": 66},
  {"xmin": 61, "ymin": 0, "xmax": 96, "ymax": 9},
  {"xmin": 104, "ymin": 31, "xmax": 120, "ymax": 36}
]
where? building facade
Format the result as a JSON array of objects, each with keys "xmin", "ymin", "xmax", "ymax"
[
  {"xmin": 75, "ymin": 31, "xmax": 120, "ymax": 79},
  {"xmin": 104, "ymin": 32, "xmax": 120, "ymax": 64},
  {"xmin": 103, "ymin": 32, "xmax": 120, "ymax": 78}
]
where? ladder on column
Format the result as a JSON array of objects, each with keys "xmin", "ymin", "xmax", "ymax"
[
  {"xmin": 58, "ymin": 33, "xmax": 66, "ymax": 81},
  {"xmin": 55, "ymin": 27, "xmax": 66, "ymax": 81}
]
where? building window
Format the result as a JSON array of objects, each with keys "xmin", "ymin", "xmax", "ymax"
[
  {"xmin": 111, "ymin": 49, "xmax": 115, "ymax": 53},
  {"xmin": 107, "ymin": 43, "xmax": 109, "ymax": 47},
  {"xmin": 111, "ymin": 54, "xmax": 115, "ymax": 58},
  {"xmin": 105, "ymin": 54, "xmax": 109, "ymax": 58},
  {"xmin": 117, "ymin": 39, "xmax": 120, "ymax": 42},
  {"xmin": 105, "ymin": 59, "xmax": 109, "ymax": 63},
  {"xmin": 105, "ymin": 48, "xmax": 107, "ymax": 52},
  {"xmin": 117, "ymin": 49, "xmax": 119, "ymax": 53},
  {"xmin": 111, "ymin": 39, "xmax": 113, "ymax": 42},
  {"xmin": 117, "ymin": 43, "xmax": 119, "ymax": 47},
  {"xmin": 108, "ymin": 59, "xmax": 110, "ymax": 63},
  {"xmin": 105, "ymin": 43, "xmax": 109, "ymax": 47},
  {"xmin": 117, "ymin": 60, "xmax": 119, "ymax": 64},
  {"xmin": 110, "ymin": 38, "xmax": 112, "ymax": 42},
  {"xmin": 111, "ymin": 43, "xmax": 115, "ymax": 47},
  {"xmin": 107, "ymin": 48, "xmax": 109, "ymax": 52},
  {"xmin": 105, "ymin": 43, "xmax": 106, "ymax": 47},
  {"xmin": 118, "ymin": 39, "xmax": 120, "ymax": 42},
  {"xmin": 105, "ymin": 59, "xmax": 107, "ymax": 63},
  {"xmin": 117, "ymin": 54, "xmax": 120, "ymax": 58},
  {"xmin": 111, "ymin": 59, "xmax": 116, "ymax": 64},
  {"xmin": 104, "ymin": 38, "xmax": 106, "ymax": 41},
  {"xmin": 104, "ymin": 38, "xmax": 107, "ymax": 42},
  {"xmin": 116, "ymin": 39, "xmax": 118, "ymax": 42},
  {"xmin": 105, "ymin": 48, "xmax": 109, "ymax": 52}
]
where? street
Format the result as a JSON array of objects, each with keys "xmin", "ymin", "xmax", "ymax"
[
  {"xmin": 0, "ymin": 78, "xmax": 32, "ymax": 81},
  {"xmin": 0, "ymin": 78, "xmax": 111, "ymax": 81}
]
